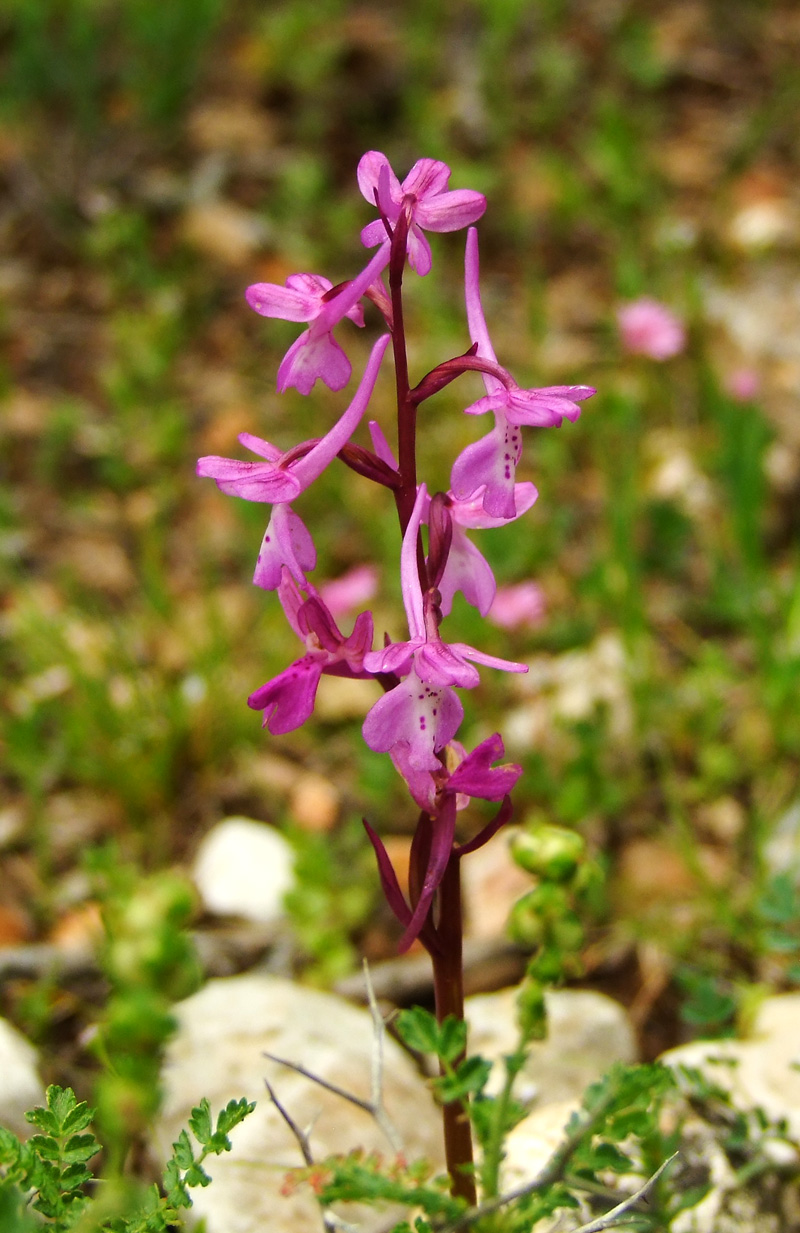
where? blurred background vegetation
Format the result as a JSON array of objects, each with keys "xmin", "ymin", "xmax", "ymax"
[{"xmin": 1, "ymin": 0, "xmax": 800, "ymax": 1069}]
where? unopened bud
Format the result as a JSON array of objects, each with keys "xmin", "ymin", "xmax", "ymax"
[{"xmin": 511, "ymin": 825, "xmax": 585, "ymax": 882}]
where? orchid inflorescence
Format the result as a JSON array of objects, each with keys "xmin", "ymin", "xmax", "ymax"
[{"xmin": 198, "ymin": 152, "xmax": 594, "ymax": 957}]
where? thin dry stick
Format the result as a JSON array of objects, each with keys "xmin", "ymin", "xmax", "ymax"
[
  {"xmin": 568, "ymin": 1152, "xmax": 679, "ymax": 1233},
  {"xmin": 264, "ymin": 1079, "xmax": 358, "ymax": 1233},
  {"xmin": 263, "ymin": 971, "xmax": 403, "ymax": 1154},
  {"xmin": 362, "ymin": 959, "xmax": 404, "ymax": 1152}
]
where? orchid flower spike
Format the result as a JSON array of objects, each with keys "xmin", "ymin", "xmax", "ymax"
[
  {"xmin": 246, "ymin": 243, "xmax": 391, "ymax": 394},
  {"xmin": 357, "ymin": 152, "xmax": 486, "ymax": 277},
  {"xmin": 197, "ymin": 333, "xmax": 390, "ymax": 505}
]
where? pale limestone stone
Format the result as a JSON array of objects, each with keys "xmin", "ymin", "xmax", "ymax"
[
  {"xmin": 193, "ymin": 818, "xmax": 295, "ymax": 925},
  {"xmin": 465, "ymin": 987, "xmax": 637, "ymax": 1106},
  {"xmin": 0, "ymin": 1018, "xmax": 45, "ymax": 1137},
  {"xmin": 155, "ymin": 974, "xmax": 443, "ymax": 1233},
  {"xmin": 662, "ymin": 993, "xmax": 800, "ymax": 1140}
]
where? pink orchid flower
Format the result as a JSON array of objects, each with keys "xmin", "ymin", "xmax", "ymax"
[
  {"xmin": 364, "ymin": 734, "xmax": 520, "ymax": 951},
  {"xmin": 197, "ymin": 335, "xmax": 390, "ymax": 587},
  {"xmin": 362, "ymin": 484, "xmax": 527, "ymax": 771},
  {"xmin": 246, "ymin": 243, "xmax": 391, "ymax": 393},
  {"xmin": 247, "ymin": 571, "xmax": 374, "ymax": 735},
  {"xmin": 357, "ymin": 152, "xmax": 486, "ymax": 277},
  {"xmin": 453, "ymin": 228, "xmax": 594, "ymax": 516},
  {"xmin": 366, "ymin": 419, "xmax": 536, "ymax": 616}
]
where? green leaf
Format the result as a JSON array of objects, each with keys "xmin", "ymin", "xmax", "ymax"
[
  {"xmin": 0, "ymin": 1126, "xmax": 22, "ymax": 1165},
  {"xmin": 61, "ymin": 1101, "xmax": 95, "ymax": 1136},
  {"xmin": 216, "ymin": 1098, "xmax": 256, "ymax": 1139},
  {"xmin": 189, "ymin": 1098, "xmax": 213, "ymax": 1146},
  {"xmin": 581, "ymin": 1142, "xmax": 632, "ymax": 1173},
  {"xmin": 46, "ymin": 1085, "xmax": 79, "ymax": 1129},
  {"xmin": 395, "ymin": 1007, "xmax": 441, "ymax": 1055},
  {"xmin": 24, "ymin": 1107, "xmax": 59, "ymax": 1136},
  {"xmin": 172, "ymin": 1129, "xmax": 195, "ymax": 1170},
  {"xmin": 26, "ymin": 1134, "xmax": 61, "ymax": 1161},
  {"xmin": 63, "ymin": 1133, "xmax": 100, "ymax": 1165},
  {"xmin": 162, "ymin": 1158, "xmax": 192, "ymax": 1210},
  {"xmin": 437, "ymin": 1017, "xmax": 467, "ymax": 1065},
  {"xmin": 184, "ymin": 1161, "xmax": 212, "ymax": 1188},
  {"xmin": 437, "ymin": 1056, "xmax": 492, "ymax": 1102}
]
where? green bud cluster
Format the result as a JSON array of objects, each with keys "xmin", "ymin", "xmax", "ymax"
[{"xmin": 508, "ymin": 822, "xmax": 597, "ymax": 1043}]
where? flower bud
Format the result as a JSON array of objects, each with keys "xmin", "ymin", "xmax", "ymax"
[
  {"xmin": 511, "ymin": 825, "xmax": 585, "ymax": 882},
  {"xmin": 516, "ymin": 979, "xmax": 547, "ymax": 1041}
]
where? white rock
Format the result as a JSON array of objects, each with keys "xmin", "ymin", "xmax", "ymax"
[
  {"xmin": 193, "ymin": 817, "xmax": 295, "ymax": 924},
  {"xmin": 154, "ymin": 974, "xmax": 443, "ymax": 1233},
  {"xmin": 662, "ymin": 994, "xmax": 800, "ymax": 1142},
  {"xmin": 0, "ymin": 1018, "xmax": 45, "ymax": 1137},
  {"xmin": 465, "ymin": 987, "xmax": 637, "ymax": 1106}
]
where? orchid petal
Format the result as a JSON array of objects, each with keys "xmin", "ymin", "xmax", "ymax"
[
  {"xmin": 438, "ymin": 526, "xmax": 496, "ymax": 617},
  {"xmin": 400, "ymin": 483, "xmax": 428, "ymax": 640},
  {"xmin": 277, "ymin": 568, "xmax": 307, "ymax": 638},
  {"xmin": 362, "ymin": 671, "xmax": 463, "ymax": 771},
  {"xmin": 447, "ymin": 642, "xmax": 528, "ymax": 674},
  {"xmin": 357, "ymin": 152, "xmax": 402, "ymax": 210},
  {"xmin": 415, "ymin": 189, "xmax": 487, "ymax": 232},
  {"xmin": 415, "ymin": 640, "xmax": 481, "ymax": 689},
  {"xmin": 450, "ymin": 481, "xmax": 538, "ymax": 529},
  {"xmin": 236, "ymin": 432, "xmax": 283, "ymax": 461},
  {"xmin": 247, "ymin": 655, "xmax": 323, "ymax": 734},
  {"xmin": 450, "ymin": 416, "xmax": 522, "ymax": 519},
  {"xmin": 195, "ymin": 455, "xmax": 302, "ymax": 503},
  {"xmin": 316, "ymin": 242, "xmax": 392, "ymax": 333},
  {"xmin": 406, "ymin": 225, "xmax": 433, "ymax": 276},
  {"xmin": 290, "ymin": 333, "xmax": 391, "ymax": 488},
  {"xmin": 276, "ymin": 329, "xmax": 351, "ymax": 395},
  {"xmin": 447, "ymin": 735, "xmax": 522, "ymax": 800},
  {"xmin": 464, "ymin": 227, "xmax": 502, "ymax": 394},
  {"xmin": 245, "ymin": 281, "xmax": 320, "ymax": 322},
  {"xmin": 368, "ymin": 420, "xmax": 399, "ymax": 469},
  {"xmin": 401, "ymin": 157, "xmax": 452, "ymax": 199},
  {"xmin": 253, "ymin": 504, "xmax": 315, "ymax": 590}
]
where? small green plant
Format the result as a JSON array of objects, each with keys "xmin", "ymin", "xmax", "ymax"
[
  {"xmin": 88, "ymin": 854, "xmax": 202, "ymax": 1167},
  {"xmin": 0, "ymin": 1086, "xmax": 255, "ymax": 1232}
]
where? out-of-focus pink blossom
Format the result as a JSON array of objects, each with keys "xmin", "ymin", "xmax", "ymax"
[
  {"xmin": 725, "ymin": 368, "xmax": 760, "ymax": 402},
  {"xmin": 617, "ymin": 297, "xmax": 686, "ymax": 360},
  {"xmin": 319, "ymin": 565, "xmax": 379, "ymax": 618},
  {"xmin": 488, "ymin": 582, "xmax": 547, "ymax": 630}
]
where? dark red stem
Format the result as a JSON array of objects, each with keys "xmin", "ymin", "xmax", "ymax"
[{"xmin": 430, "ymin": 852, "xmax": 477, "ymax": 1206}]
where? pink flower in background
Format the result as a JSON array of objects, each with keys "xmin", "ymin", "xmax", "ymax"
[
  {"xmin": 319, "ymin": 564, "xmax": 379, "ymax": 618},
  {"xmin": 617, "ymin": 297, "xmax": 686, "ymax": 360},
  {"xmin": 357, "ymin": 152, "xmax": 486, "ymax": 276},
  {"xmin": 488, "ymin": 581, "xmax": 547, "ymax": 630},
  {"xmin": 725, "ymin": 368, "xmax": 760, "ymax": 402}
]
